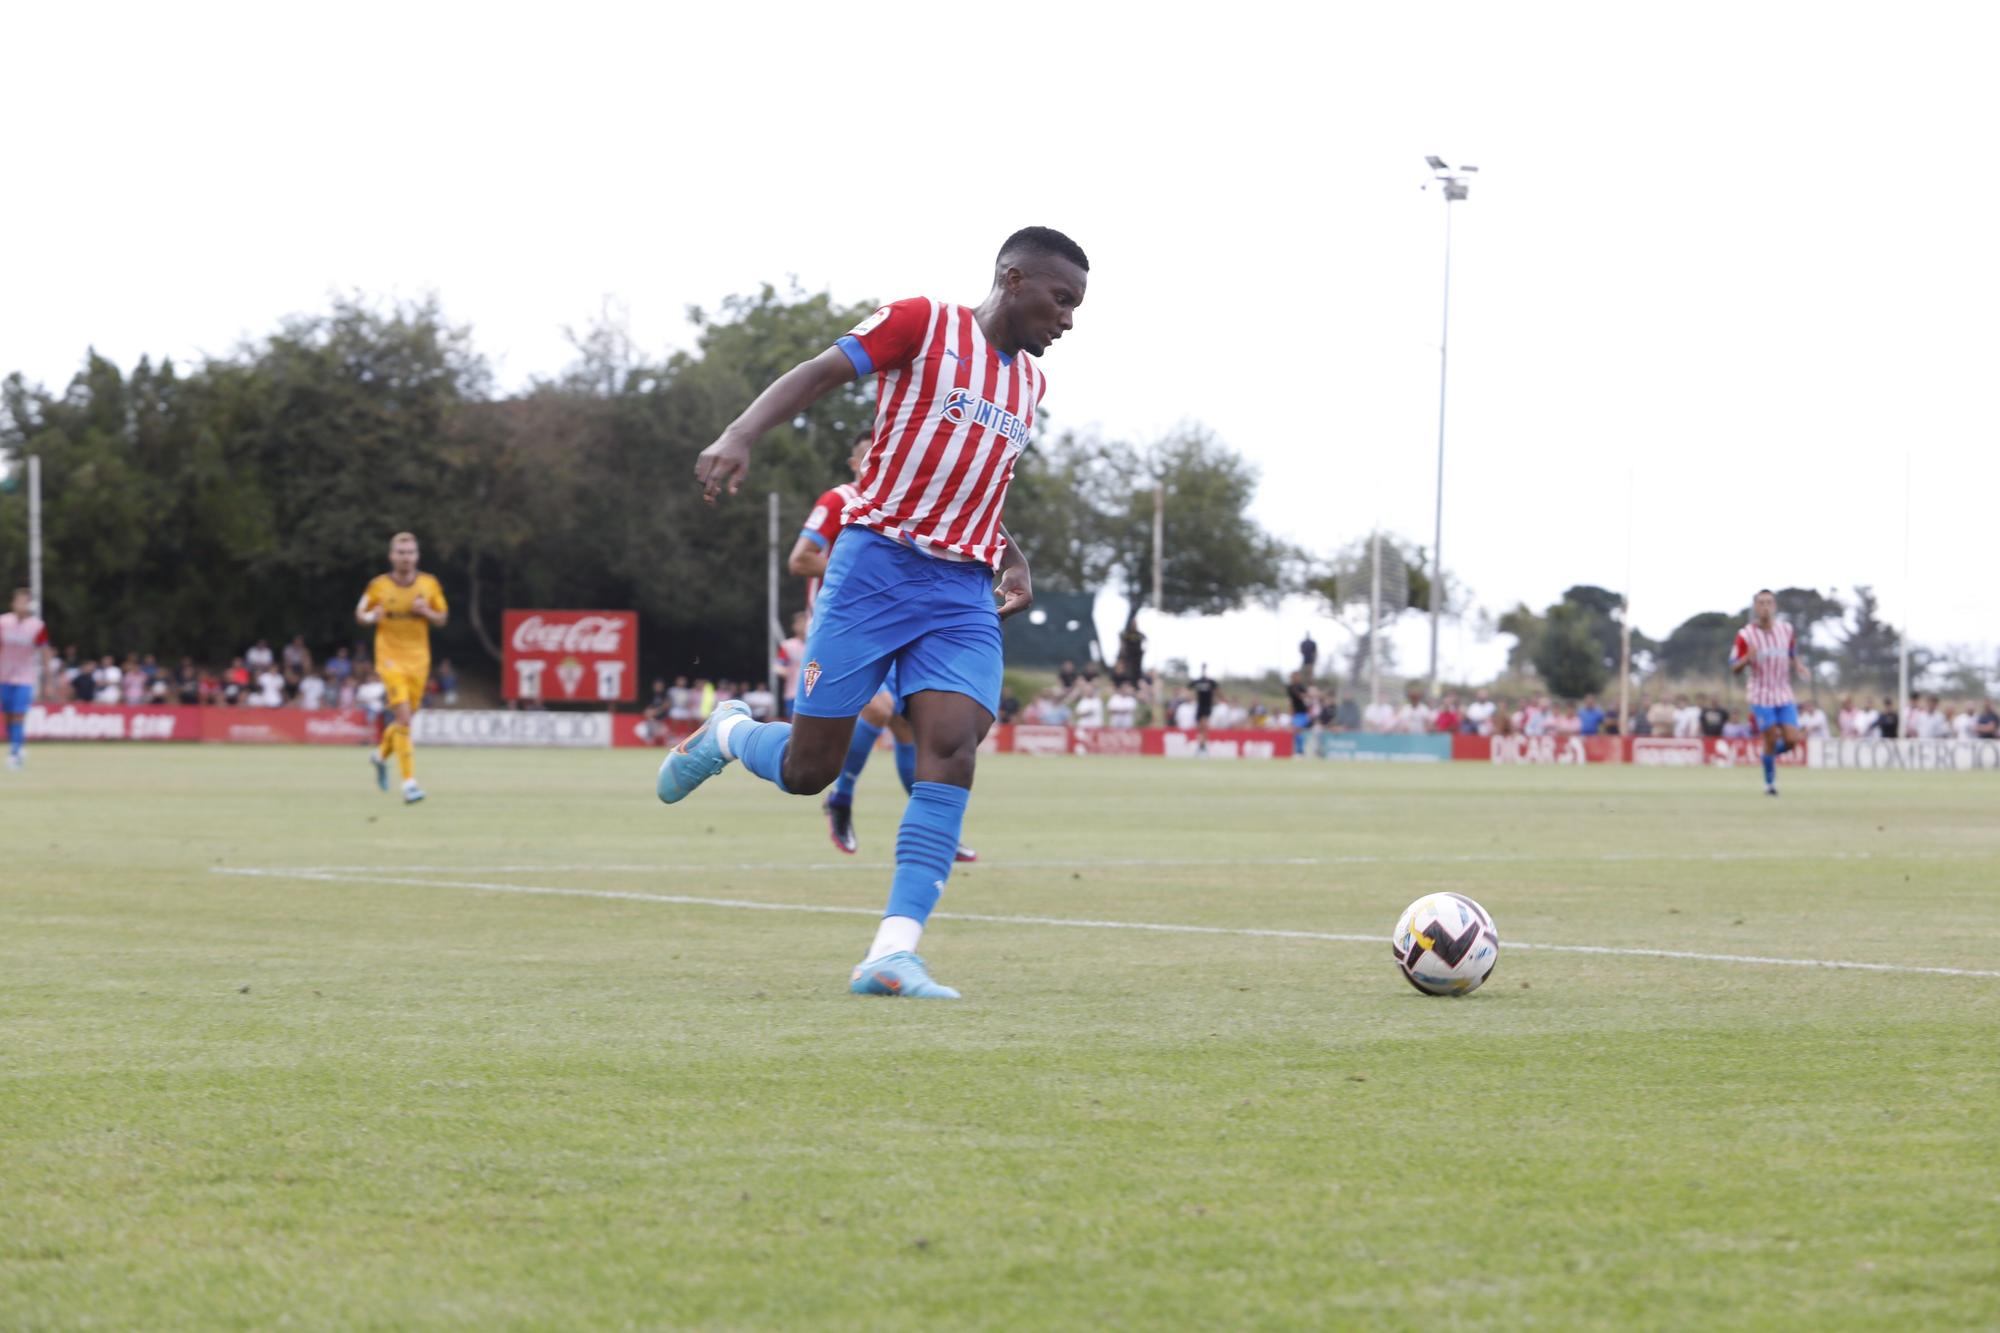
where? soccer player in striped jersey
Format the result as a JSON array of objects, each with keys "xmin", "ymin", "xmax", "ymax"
[
  {"xmin": 1730, "ymin": 588, "xmax": 1812, "ymax": 795},
  {"xmin": 659, "ymin": 226, "xmax": 1086, "ymax": 999},
  {"xmin": 788, "ymin": 430, "xmax": 976, "ymax": 863},
  {"xmin": 1, "ymin": 588, "xmax": 50, "ymax": 771}
]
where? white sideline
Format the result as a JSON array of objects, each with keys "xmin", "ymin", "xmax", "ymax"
[
  {"xmin": 205, "ymin": 847, "xmax": 1976, "ymax": 877},
  {"xmin": 212, "ymin": 866, "xmax": 2000, "ymax": 980}
]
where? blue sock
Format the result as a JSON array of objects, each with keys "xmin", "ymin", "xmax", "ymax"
[
  {"xmin": 885, "ymin": 782, "xmax": 970, "ymax": 925},
  {"xmin": 6, "ymin": 720, "xmax": 21, "ymax": 756},
  {"xmin": 829, "ymin": 721, "xmax": 882, "ymax": 805},
  {"xmin": 732, "ymin": 720, "xmax": 792, "ymax": 794},
  {"xmin": 893, "ymin": 740, "xmax": 918, "ymax": 795},
  {"xmin": 1772, "ymin": 736, "xmax": 1789, "ymax": 755},
  {"xmin": 1762, "ymin": 753, "xmax": 1776, "ymax": 786}
]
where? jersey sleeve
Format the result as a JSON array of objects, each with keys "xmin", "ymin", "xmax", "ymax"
[
  {"xmin": 835, "ymin": 298, "xmax": 930, "ymax": 377},
  {"xmin": 361, "ymin": 576, "xmax": 387, "ymax": 609},
  {"xmin": 797, "ymin": 487, "xmax": 849, "ymax": 549},
  {"xmin": 1729, "ymin": 631, "xmax": 1749, "ymax": 664},
  {"xmin": 423, "ymin": 575, "xmax": 449, "ymax": 613}
]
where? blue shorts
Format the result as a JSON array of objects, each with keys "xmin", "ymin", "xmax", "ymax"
[
  {"xmin": 0, "ymin": 683, "xmax": 32, "ymax": 714},
  {"xmin": 1752, "ymin": 702, "xmax": 1799, "ymax": 731},
  {"xmin": 798, "ymin": 527, "xmax": 1001, "ymax": 719}
]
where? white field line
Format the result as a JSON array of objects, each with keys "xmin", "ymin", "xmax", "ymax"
[
  {"xmin": 213, "ymin": 867, "xmax": 2000, "ymax": 981},
  {"xmin": 210, "ymin": 847, "xmax": 1983, "ymax": 877}
]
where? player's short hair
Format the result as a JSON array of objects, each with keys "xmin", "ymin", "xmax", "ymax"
[
  {"xmin": 998, "ymin": 226, "xmax": 1089, "ymax": 274},
  {"xmin": 390, "ymin": 531, "xmax": 418, "ymax": 547},
  {"xmin": 852, "ymin": 428, "xmax": 873, "ymax": 447},
  {"xmin": 11, "ymin": 587, "xmax": 27, "ymax": 600},
  {"xmin": 1755, "ymin": 587, "xmax": 1774, "ymax": 598}
]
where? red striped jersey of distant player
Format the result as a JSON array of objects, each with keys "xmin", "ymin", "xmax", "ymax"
[
  {"xmin": 799, "ymin": 481, "xmax": 864, "ymax": 609},
  {"xmin": 1732, "ymin": 619, "xmax": 1797, "ymax": 707},
  {"xmin": 0, "ymin": 611, "xmax": 48, "ymax": 687},
  {"xmin": 834, "ymin": 298, "xmax": 1045, "ymax": 569}
]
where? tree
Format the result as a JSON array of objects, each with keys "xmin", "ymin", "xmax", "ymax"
[
  {"xmin": 1656, "ymin": 611, "xmax": 1739, "ymax": 679},
  {"xmin": 1835, "ymin": 585, "xmax": 1902, "ymax": 692},
  {"xmin": 1533, "ymin": 602, "xmax": 1609, "ymax": 699},
  {"xmin": 1495, "ymin": 603, "xmax": 1544, "ymax": 675}
]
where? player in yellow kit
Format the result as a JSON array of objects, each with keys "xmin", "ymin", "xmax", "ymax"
[{"xmin": 356, "ymin": 531, "xmax": 448, "ymax": 804}]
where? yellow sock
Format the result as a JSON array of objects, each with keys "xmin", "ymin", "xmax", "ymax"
[
  {"xmin": 394, "ymin": 725, "xmax": 415, "ymax": 783},
  {"xmin": 378, "ymin": 722, "xmax": 398, "ymax": 761}
]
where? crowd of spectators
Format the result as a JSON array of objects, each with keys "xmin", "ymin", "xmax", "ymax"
[{"xmin": 32, "ymin": 634, "xmax": 461, "ymax": 719}]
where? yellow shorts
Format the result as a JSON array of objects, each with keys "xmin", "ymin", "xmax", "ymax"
[{"xmin": 381, "ymin": 667, "xmax": 428, "ymax": 712}]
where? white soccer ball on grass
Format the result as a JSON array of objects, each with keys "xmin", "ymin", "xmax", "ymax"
[{"xmin": 1392, "ymin": 892, "xmax": 1500, "ymax": 996}]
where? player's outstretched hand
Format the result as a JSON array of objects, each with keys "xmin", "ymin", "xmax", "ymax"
[
  {"xmin": 696, "ymin": 435, "xmax": 752, "ymax": 505},
  {"xmin": 995, "ymin": 564, "xmax": 1033, "ymax": 621}
]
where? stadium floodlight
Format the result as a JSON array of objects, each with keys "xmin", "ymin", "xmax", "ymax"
[{"xmin": 1422, "ymin": 155, "xmax": 1477, "ymax": 698}]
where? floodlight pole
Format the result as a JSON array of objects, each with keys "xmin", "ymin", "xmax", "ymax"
[
  {"xmin": 1426, "ymin": 158, "xmax": 1474, "ymax": 701},
  {"xmin": 767, "ymin": 491, "xmax": 780, "ymax": 699},
  {"xmin": 27, "ymin": 455, "xmax": 42, "ymax": 617}
]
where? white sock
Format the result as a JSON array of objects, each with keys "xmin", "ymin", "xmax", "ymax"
[
  {"xmin": 715, "ymin": 712, "xmax": 749, "ymax": 760},
  {"xmin": 863, "ymin": 915, "xmax": 923, "ymax": 963},
  {"xmin": 403, "ymin": 777, "xmax": 419, "ymax": 792}
]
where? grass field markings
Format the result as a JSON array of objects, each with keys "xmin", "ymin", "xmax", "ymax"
[
  {"xmin": 213, "ymin": 867, "xmax": 2000, "ymax": 981},
  {"xmin": 207, "ymin": 846, "xmax": 1989, "ymax": 878}
]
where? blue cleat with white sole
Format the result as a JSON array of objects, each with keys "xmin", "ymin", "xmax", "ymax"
[
  {"xmin": 657, "ymin": 699, "xmax": 751, "ymax": 804},
  {"xmin": 849, "ymin": 951, "xmax": 960, "ymax": 999},
  {"xmin": 371, "ymin": 751, "xmax": 389, "ymax": 791}
]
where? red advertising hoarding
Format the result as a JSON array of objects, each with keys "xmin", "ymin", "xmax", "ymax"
[{"xmin": 502, "ymin": 610, "xmax": 638, "ymax": 704}]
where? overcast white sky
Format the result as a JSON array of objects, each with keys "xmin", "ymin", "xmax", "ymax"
[{"xmin": 6, "ymin": 2, "xmax": 1996, "ymax": 681}]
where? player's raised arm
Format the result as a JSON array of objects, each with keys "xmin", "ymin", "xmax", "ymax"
[{"xmin": 696, "ymin": 347, "xmax": 858, "ymax": 504}]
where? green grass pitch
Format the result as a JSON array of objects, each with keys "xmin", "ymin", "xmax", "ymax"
[{"xmin": 4, "ymin": 745, "xmax": 1998, "ymax": 1329}]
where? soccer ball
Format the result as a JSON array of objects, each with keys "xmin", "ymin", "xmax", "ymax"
[{"xmin": 1392, "ymin": 893, "xmax": 1500, "ymax": 996}]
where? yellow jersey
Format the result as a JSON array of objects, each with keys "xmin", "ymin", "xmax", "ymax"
[{"xmin": 362, "ymin": 572, "xmax": 447, "ymax": 676}]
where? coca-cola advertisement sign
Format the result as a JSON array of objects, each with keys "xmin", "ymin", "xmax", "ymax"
[{"xmin": 502, "ymin": 610, "xmax": 638, "ymax": 702}]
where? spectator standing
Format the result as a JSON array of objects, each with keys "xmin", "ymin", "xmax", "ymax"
[
  {"xmin": 1871, "ymin": 697, "xmax": 1899, "ymax": 738},
  {"xmin": 175, "ymin": 658, "xmax": 201, "ymax": 705},
  {"xmin": 1673, "ymin": 695, "xmax": 1700, "ymax": 738},
  {"xmin": 324, "ymin": 647, "xmax": 354, "ymax": 690},
  {"xmin": 282, "ymin": 635, "xmax": 313, "ymax": 676},
  {"xmin": 668, "ymin": 675, "xmax": 695, "ymax": 723},
  {"xmin": 1431, "ymin": 693, "xmax": 1461, "ymax": 735},
  {"xmin": 436, "ymin": 659, "xmax": 458, "ymax": 706},
  {"xmin": 1108, "ymin": 682, "xmax": 1138, "ymax": 728},
  {"xmin": 298, "ymin": 672, "xmax": 327, "ymax": 711},
  {"xmin": 1299, "ymin": 632, "xmax": 1318, "ymax": 677},
  {"xmin": 1646, "ymin": 696, "xmax": 1675, "ymax": 738},
  {"xmin": 122, "ymin": 662, "xmax": 147, "ymax": 704},
  {"xmin": 245, "ymin": 639, "xmax": 275, "ymax": 673},
  {"xmin": 1904, "ymin": 695, "xmax": 1932, "ymax": 740},
  {"xmin": 1285, "ymin": 672, "xmax": 1312, "ymax": 753},
  {"xmin": 1921, "ymin": 695, "xmax": 1950, "ymax": 740},
  {"xmin": 1698, "ymin": 697, "xmax": 1729, "ymax": 738},
  {"xmin": 1058, "ymin": 659, "xmax": 1079, "ymax": 692},
  {"xmin": 998, "ymin": 688, "xmax": 1021, "ymax": 725},
  {"xmin": 254, "ymin": 664, "xmax": 286, "ymax": 708},
  {"xmin": 1189, "ymin": 666, "xmax": 1221, "ymax": 752},
  {"xmin": 742, "ymin": 681, "xmax": 777, "ymax": 721},
  {"xmin": 1463, "ymin": 688, "xmax": 1496, "ymax": 736},
  {"xmin": 1577, "ymin": 694, "xmax": 1605, "ymax": 736},
  {"xmin": 1975, "ymin": 699, "xmax": 1999, "ymax": 740},
  {"xmin": 1950, "ymin": 704, "xmax": 1976, "ymax": 740},
  {"xmin": 356, "ymin": 667, "xmax": 387, "ymax": 726},
  {"xmin": 1798, "ymin": 700, "xmax": 1830, "ymax": 739},
  {"xmin": 1074, "ymin": 690, "xmax": 1105, "ymax": 729}
]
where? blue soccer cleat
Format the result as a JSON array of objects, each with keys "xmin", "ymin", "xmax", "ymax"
[
  {"xmin": 657, "ymin": 699, "xmax": 751, "ymax": 804},
  {"xmin": 403, "ymin": 783, "xmax": 426, "ymax": 805},
  {"xmin": 849, "ymin": 951, "xmax": 960, "ymax": 1000},
  {"xmin": 371, "ymin": 751, "xmax": 389, "ymax": 791}
]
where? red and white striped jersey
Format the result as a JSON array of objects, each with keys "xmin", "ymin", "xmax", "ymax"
[
  {"xmin": 834, "ymin": 298, "xmax": 1046, "ymax": 569},
  {"xmin": 798, "ymin": 482, "xmax": 863, "ymax": 609},
  {"xmin": 1732, "ymin": 619, "xmax": 1797, "ymax": 707},
  {"xmin": 0, "ymin": 613, "xmax": 47, "ymax": 688}
]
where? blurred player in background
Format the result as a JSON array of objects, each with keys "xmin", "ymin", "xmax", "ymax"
[
  {"xmin": 356, "ymin": 532, "xmax": 448, "ymax": 804},
  {"xmin": 788, "ymin": 431, "xmax": 975, "ymax": 861},
  {"xmin": 660, "ymin": 226, "xmax": 1084, "ymax": 999},
  {"xmin": 1, "ymin": 588, "xmax": 49, "ymax": 771},
  {"xmin": 1730, "ymin": 588, "xmax": 1810, "ymax": 796},
  {"xmin": 1190, "ymin": 665, "xmax": 1220, "ymax": 754}
]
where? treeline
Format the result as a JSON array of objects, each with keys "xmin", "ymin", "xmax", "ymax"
[
  {"xmin": 1496, "ymin": 585, "xmax": 1993, "ymax": 699},
  {"xmin": 0, "ymin": 291, "xmax": 1294, "ymax": 683}
]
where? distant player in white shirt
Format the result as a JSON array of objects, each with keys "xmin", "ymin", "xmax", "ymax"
[
  {"xmin": 1729, "ymin": 589, "xmax": 1812, "ymax": 796},
  {"xmin": 1, "ymin": 588, "xmax": 49, "ymax": 770}
]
